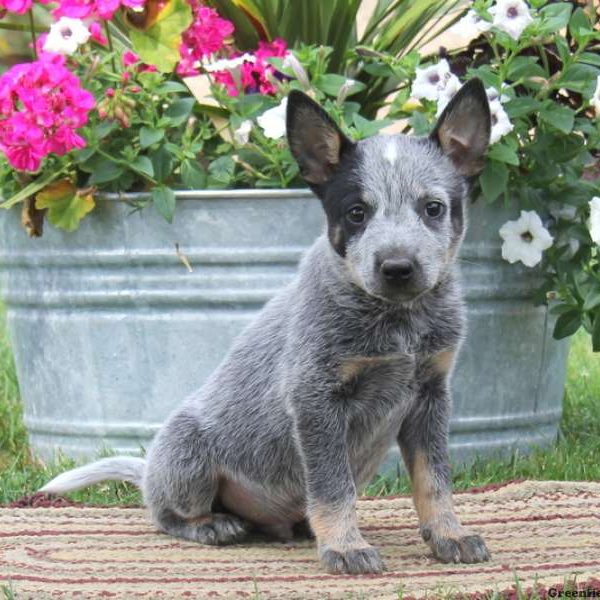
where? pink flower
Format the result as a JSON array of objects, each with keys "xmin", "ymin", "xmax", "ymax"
[
  {"xmin": 177, "ymin": 3, "xmax": 234, "ymax": 76},
  {"xmin": 0, "ymin": 55, "xmax": 95, "ymax": 172},
  {"xmin": 0, "ymin": 0, "xmax": 49, "ymax": 14},
  {"xmin": 213, "ymin": 39, "xmax": 288, "ymax": 97},
  {"xmin": 53, "ymin": 0, "xmax": 143, "ymax": 21},
  {"xmin": 122, "ymin": 50, "xmax": 139, "ymax": 67},
  {"xmin": 89, "ymin": 21, "xmax": 108, "ymax": 45},
  {"xmin": 121, "ymin": 49, "xmax": 157, "ymax": 73},
  {"xmin": 0, "ymin": 0, "xmax": 36, "ymax": 15}
]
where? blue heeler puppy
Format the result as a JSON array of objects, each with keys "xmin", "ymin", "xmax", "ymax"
[{"xmin": 41, "ymin": 79, "xmax": 492, "ymax": 575}]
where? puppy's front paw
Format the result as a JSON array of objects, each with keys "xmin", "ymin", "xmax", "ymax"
[
  {"xmin": 425, "ymin": 531, "xmax": 490, "ymax": 564},
  {"xmin": 320, "ymin": 545, "xmax": 385, "ymax": 575}
]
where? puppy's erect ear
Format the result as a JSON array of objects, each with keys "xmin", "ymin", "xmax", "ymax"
[
  {"xmin": 430, "ymin": 78, "xmax": 491, "ymax": 177},
  {"xmin": 286, "ymin": 90, "xmax": 355, "ymax": 185}
]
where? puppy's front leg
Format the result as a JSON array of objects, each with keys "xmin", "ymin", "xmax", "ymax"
[
  {"xmin": 398, "ymin": 353, "xmax": 490, "ymax": 564},
  {"xmin": 291, "ymin": 400, "xmax": 384, "ymax": 575}
]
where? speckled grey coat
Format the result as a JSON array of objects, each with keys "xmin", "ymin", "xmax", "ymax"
[{"xmin": 42, "ymin": 79, "xmax": 492, "ymax": 575}]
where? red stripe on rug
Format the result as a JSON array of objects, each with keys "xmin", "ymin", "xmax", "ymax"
[{"xmin": 7, "ymin": 559, "xmax": 600, "ymax": 585}]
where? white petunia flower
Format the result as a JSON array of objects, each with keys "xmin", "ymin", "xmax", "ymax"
[
  {"xmin": 489, "ymin": 99, "xmax": 514, "ymax": 143},
  {"xmin": 257, "ymin": 97, "xmax": 288, "ymax": 140},
  {"xmin": 43, "ymin": 17, "xmax": 90, "ymax": 55},
  {"xmin": 490, "ymin": 0, "xmax": 533, "ymax": 41},
  {"xmin": 450, "ymin": 9, "xmax": 492, "ymax": 39},
  {"xmin": 499, "ymin": 210, "xmax": 553, "ymax": 267},
  {"xmin": 591, "ymin": 75, "xmax": 600, "ymax": 117},
  {"xmin": 233, "ymin": 120, "xmax": 252, "ymax": 145},
  {"xmin": 435, "ymin": 74, "xmax": 462, "ymax": 116},
  {"xmin": 203, "ymin": 53, "xmax": 255, "ymax": 73},
  {"xmin": 411, "ymin": 59, "xmax": 459, "ymax": 102},
  {"xmin": 589, "ymin": 197, "xmax": 600, "ymax": 245}
]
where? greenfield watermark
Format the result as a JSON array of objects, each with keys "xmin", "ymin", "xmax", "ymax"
[{"xmin": 548, "ymin": 589, "xmax": 600, "ymax": 598}]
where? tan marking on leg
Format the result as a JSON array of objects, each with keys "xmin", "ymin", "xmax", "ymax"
[
  {"xmin": 411, "ymin": 450, "xmax": 465, "ymax": 539},
  {"xmin": 309, "ymin": 501, "xmax": 366, "ymax": 551},
  {"xmin": 429, "ymin": 349, "xmax": 456, "ymax": 377}
]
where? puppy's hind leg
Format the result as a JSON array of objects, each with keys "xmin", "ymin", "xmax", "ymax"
[{"xmin": 144, "ymin": 415, "xmax": 251, "ymax": 546}]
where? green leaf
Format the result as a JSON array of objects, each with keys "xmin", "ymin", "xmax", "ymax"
[
  {"xmin": 579, "ymin": 52, "xmax": 600, "ymax": 68},
  {"xmin": 583, "ymin": 289, "xmax": 600, "ymax": 312},
  {"xmin": 553, "ymin": 309, "xmax": 582, "ymax": 340},
  {"xmin": 151, "ymin": 185, "xmax": 176, "ymax": 223},
  {"xmin": 140, "ymin": 127, "xmax": 165, "ymax": 149},
  {"xmin": 504, "ymin": 98, "xmax": 541, "ymax": 119},
  {"xmin": 132, "ymin": 155, "xmax": 154, "ymax": 179},
  {"xmin": 549, "ymin": 302, "xmax": 577, "ymax": 316},
  {"xmin": 559, "ymin": 63, "xmax": 599, "ymax": 94},
  {"xmin": 0, "ymin": 169, "xmax": 64, "ymax": 209},
  {"xmin": 506, "ymin": 56, "xmax": 546, "ymax": 81},
  {"xmin": 94, "ymin": 121, "xmax": 118, "ymax": 140},
  {"xmin": 129, "ymin": 0, "xmax": 193, "ymax": 72},
  {"xmin": 539, "ymin": 104, "xmax": 575, "ymax": 135},
  {"xmin": 181, "ymin": 160, "xmax": 207, "ymax": 189},
  {"xmin": 313, "ymin": 74, "xmax": 366, "ymax": 97},
  {"xmin": 409, "ymin": 111, "xmax": 431, "ymax": 135},
  {"xmin": 352, "ymin": 113, "xmax": 393, "ymax": 138},
  {"xmin": 165, "ymin": 98, "xmax": 196, "ymax": 127},
  {"xmin": 569, "ymin": 8, "xmax": 593, "ymax": 42},
  {"xmin": 487, "ymin": 143, "xmax": 519, "ymax": 166},
  {"xmin": 73, "ymin": 147, "xmax": 96, "ymax": 164},
  {"xmin": 466, "ymin": 65, "xmax": 501, "ymax": 90},
  {"xmin": 151, "ymin": 146, "xmax": 174, "ymax": 183},
  {"xmin": 88, "ymin": 158, "xmax": 124, "ymax": 185},
  {"xmin": 208, "ymin": 156, "xmax": 235, "ymax": 188},
  {"xmin": 479, "ymin": 160, "xmax": 508, "ymax": 202},
  {"xmin": 155, "ymin": 81, "xmax": 189, "ymax": 94},
  {"xmin": 554, "ymin": 36, "xmax": 570, "ymax": 65},
  {"xmin": 35, "ymin": 180, "xmax": 95, "ymax": 232},
  {"xmin": 538, "ymin": 2, "xmax": 572, "ymax": 34}
]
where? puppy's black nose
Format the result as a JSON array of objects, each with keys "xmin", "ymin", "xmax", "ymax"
[{"xmin": 380, "ymin": 258, "xmax": 414, "ymax": 282}]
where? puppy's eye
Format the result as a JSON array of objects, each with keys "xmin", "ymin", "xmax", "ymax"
[
  {"xmin": 347, "ymin": 204, "xmax": 366, "ymax": 225},
  {"xmin": 425, "ymin": 201, "xmax": 445, "ymax": 218}
]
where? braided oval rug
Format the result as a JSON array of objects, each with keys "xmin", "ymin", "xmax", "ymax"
[{"xmin": 1, "ymin": 480, "xmax": 599, "ymax": 599}]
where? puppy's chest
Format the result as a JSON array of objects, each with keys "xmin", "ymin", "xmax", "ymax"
[
  {"xmin": 336, "ymin": 321, "xmax": 453, "ymax": 418},
  {"xmin": 337, "ymin": 323, "xmax": 445, "ymax": 386}
]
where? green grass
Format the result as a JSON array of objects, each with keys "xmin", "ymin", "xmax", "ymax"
[{"xmin": 0, "ymin": 304, "xmax": 598, "ymax": 505}]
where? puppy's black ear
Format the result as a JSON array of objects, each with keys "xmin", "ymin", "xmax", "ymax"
[
  {"xmin": 286, "ymin": 90, "xmax": 355, "ymax": 185},
  {"xmin": 430, "ymin": 78, "xmax": 491, "ymax": 177}
]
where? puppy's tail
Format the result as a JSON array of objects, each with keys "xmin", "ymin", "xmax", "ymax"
[{"xmin": 40, "ymin": 456, "xmax": 146, "ymax": 494}]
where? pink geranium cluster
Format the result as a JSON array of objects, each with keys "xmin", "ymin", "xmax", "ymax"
[
  {"xmin": 177, "ymin": 2, "xmax": 234, "ymax": 77},
  {"xmin": 0, "ymin": 55, "xmax": 95, "ymax": 172},
  {"xmin": 53, "ymin": 0, "xmax": 143, "ymax": 21},
  {"xmin": 0, "ymin": 0, "xmax": 48, "ymax": 15},
  {"xmin": 213, "ymin": 39, "xmax": 288, "ymax": 96}
]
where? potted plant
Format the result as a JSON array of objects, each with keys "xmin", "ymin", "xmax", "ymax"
[{"xmin": 0, "ymin": 0, "xmax": 598, "ymax": 467}]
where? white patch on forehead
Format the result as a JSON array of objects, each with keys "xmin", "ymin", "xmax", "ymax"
[{"xmin": 383, "ymin": 140, "xmax": 398, "ymax": 166}]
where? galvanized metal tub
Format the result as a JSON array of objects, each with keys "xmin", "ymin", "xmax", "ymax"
[{"xmin": 0, "ymin": 190, "xmax": 568, "ymax": 467}]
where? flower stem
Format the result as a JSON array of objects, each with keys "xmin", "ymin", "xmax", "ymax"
[
  {"xmin": 104, "ymin": 22, "xmax": 117, "ymax": 72},
  {"xmin": 0, "ymin": 22, "xmax": 44, "ymax": 32},
  {"xmin": 28, "ymin": 10, "xmax": 37, "ymax": 59}
]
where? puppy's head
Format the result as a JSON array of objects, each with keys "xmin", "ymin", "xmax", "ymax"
[{"xmin": 286, "ymin": 79, "xmax": 491, "ymax": 303}]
